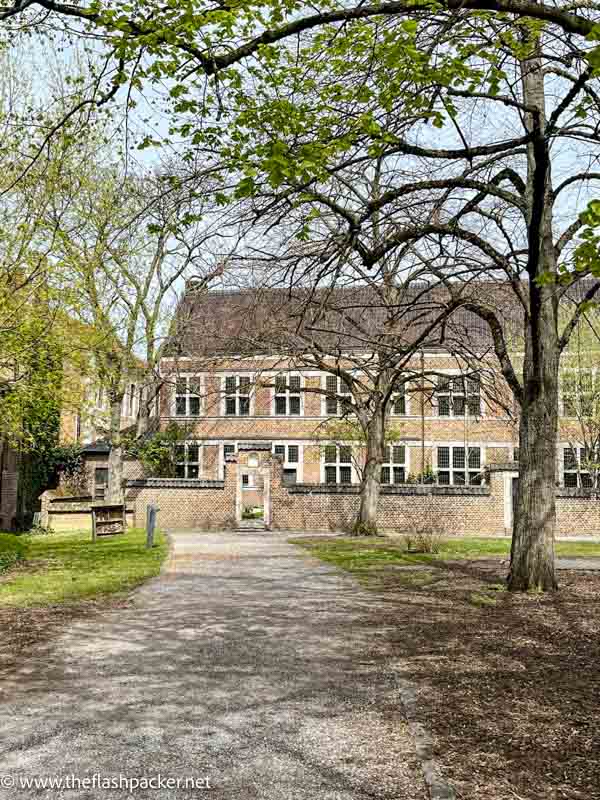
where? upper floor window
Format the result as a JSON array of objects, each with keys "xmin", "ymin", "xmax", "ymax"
[
  {"xmin": 273, "ymin": 443, "xmax": 300, "ymax": 485},
  {"xmin": 224, "ymin": 375, "xmax": 251, "ymax": 416},
  {"xmin": 274, "ymin": 374, "xmax": 302, "ymax": 416},
  {"xmin": 174, "ymin": 442, "xmax": 201, "ymax": 478},
  {"xmin": 381, "ymin": 445, "xmax": 407, "ymax": 484},
  {"xmin": 324, "ymin": 444, "xmax": 353, "ymax": 484},
  {"xmin": 436, "ymin": 375, "xmax": 481, "ymax": 417},
  {"xmin": 325, "ymin": 375, "xmax": 352, "ymax": 416},
  {"xmin": 175, "ymin": 376, "xmax": 202, "ymax": 417},
  {"xmin": 437, "ymin": 445, "xmax": 482, "ymax": 485},
  {"xmin": 391, "ymin": 386, "xmax": 407, "ymax": 415},
  {"xmin": 562, "ymin": 370, "xmax": 596, "ymax": 418},
  {"xmin": 563, "ymin": 446, "xmax": 597, "ymax": 488}
]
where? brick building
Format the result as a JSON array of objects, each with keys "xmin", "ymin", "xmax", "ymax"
[
  {"xmin": 37, "ymin": 283, "xmax": 600, "ymax": 535},
  {"xmin": 128, "ymin": 284, "xmax": 598, "ymax": 533}
]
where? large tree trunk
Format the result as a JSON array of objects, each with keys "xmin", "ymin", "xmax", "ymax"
[
  {"xmin": 107, "ymin": 392, "xmax": 124, "ymax": 503},
  {"xmin": 509, "ymin": 311, "xmax": 559, "ymax": 591},
  {"xmin": 508, "ymin": 37, "xmax": 558, "ymax": 591},
  {"xmin": 355, "ymin": 408, "xmax": 385, "ymax": 535}
]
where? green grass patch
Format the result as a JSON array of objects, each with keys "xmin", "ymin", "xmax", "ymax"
[
  {"xmin": 292, "ymin": 536, "xmax": 600, "ymax": 576},
  {"xmin": 0, "ymin": 528, "xmax": 167, "ymax": 608},
  {"xmin": 0, "ymin": 534, "xmax": 26, "ymax": 575}
]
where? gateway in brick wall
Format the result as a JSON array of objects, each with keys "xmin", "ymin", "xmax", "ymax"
[{"xmin": 121, "ymin": 452, "xmax": 600, "ymax": 537}]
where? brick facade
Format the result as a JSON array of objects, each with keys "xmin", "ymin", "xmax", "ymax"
[
  {"xmin": 159, "ymin": 353, "xmax": 520, "ymax": 488},
  {"xmin": 116, "ymin": 454, "xmax": 600, "ymax": 537}
]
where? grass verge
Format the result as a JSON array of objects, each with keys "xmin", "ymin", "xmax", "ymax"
[
  {"xmin": 292, "ymin": 535, "xmax": 600, "ymax": 573},
  {"xmin": 0, "ymin": 528, "xmax": 167, "ymax": 608},
  {"xmin": 0, "ymin": 534, "xmax": 26, "ymax": 575}
]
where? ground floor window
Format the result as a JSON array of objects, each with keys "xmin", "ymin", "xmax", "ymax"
[
  {"xmin": 563, "ymin": 446, "xmax": 597, "ymax": 488},
  {"xmin": 273, "ymin": 443, "xmax": 301, "ymax": 485},
  {"xmin": 175, "ymin": 443, "xmax": 202, "ymax": 478},
  {"xmin": 324, "ymin": 445, "xmax": 353, "ymax": 484},
  {"xmin": 436, "ymin": 446, "xmax": 482, "ymax": 485},
  {"xmin": 94, "ymin": 467, "xmax": 108, "ymax": 499},
  {"xmin": 381, "ymin": 445, "xmax": 407, "ymax": 484}
]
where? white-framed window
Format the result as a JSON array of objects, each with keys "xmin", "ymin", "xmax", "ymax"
[
  {"xmin": 436, "ymin": 445, "xmax": 482, "ymax": 485},
  {"xmin": 242, "ymin": 472, "xmax": 256, "ymax": 488},
  {"xmin": 391, "ymin": 386, "xmax": 408, "ymax": 416},
  {"xmin": 563, "ymin": 446, "xmax": 597, "ymax": 488},
  {"xmin": 219, "ymin": 442, "xmax": 237, "ymax": 479},
  {"xmin": 174, "ymin": 442, "xmax": 202, "ymax": 479},
  {"xmin": 324, "ymin": 444, "xmax": 353, "ymax": 484},
  {"xmin": 273, "ymin": 373, "xmax": 302, "ymax": 416},
  {"xmin": 324, "ymin": 375, "xmax": 352, "ymax": 416},
  {"xmin": 223, "ymin": 443, "xmax": 236, "ymax": 460},
  {"xmin": 273, "ymin": 443, "xmax": 302, "ymax": 484},
  {"xmin": 223, "ymin": 375, "xmax": 251, "ymax": 416},
  {"xmin": 561, "ymin": 370, "xmax": 596, "ymax": 418},
  {"xmin": 381, "ymin": 445, "xmax": 407, "ymax": 484},
  {"xmin": 174, "ymin": 376, "xmax": 202, "ymax": 417},
  {"xmin": 436, "ymin": 375, "xmax": 481, "ymax": 417}
]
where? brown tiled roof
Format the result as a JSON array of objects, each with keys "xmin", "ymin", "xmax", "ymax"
[{"xmin": 166, "ymin": 279, "xmax": 598, "ymax": 359}]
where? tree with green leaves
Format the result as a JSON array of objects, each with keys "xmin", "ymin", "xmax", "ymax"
[
  {"xmin": 46, "ymin": 160, "xmax": 229, "ymax": 501},
  {"xmin": 4, "ymin": 1, "xmax": 600, "ymax": 586}
]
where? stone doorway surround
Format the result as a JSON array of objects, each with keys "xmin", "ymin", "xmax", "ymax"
[{"xmin": 232, "ymin": 442, "xmax": 275, "ymax": 529}]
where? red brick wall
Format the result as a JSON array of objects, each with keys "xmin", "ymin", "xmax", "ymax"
[{"xmin": 119, "ymin": 452, "xmax": 600, "ymax": 538}]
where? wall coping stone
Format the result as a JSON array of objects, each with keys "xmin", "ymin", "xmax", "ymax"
[
  {"xmin": 556, "ymin": 487, "xmax": 600, "ymax": 499},
  {"xmin": 289, "ymin": 483, "xmax": 490, "ymax": 497},
  {"xmin": 125, "ymin": 478, "xmax": 225, "ymax": 490}
]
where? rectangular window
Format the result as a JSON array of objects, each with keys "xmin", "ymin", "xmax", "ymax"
[
  {"xmin": 563, "ymin": 446, "xmax": 597, "ymax": 488},
  {"xmin": 175, "ymin": 442, "xmax": 202, "ymax": 479},
  {"xmin": 282, "ymin": 469, "xmax": 297, "ymax": 486},
  {"xmin": 224, "ymin": 375, "xmax": 251, "ymax": 416},
  {"xmin": 273, "ymin": 374, "xmax": 302, "ymax": 415},
  {"xmin": 324, "ymin": 375, "xmax": 352, "ymax": 416},
  {"xmin": 174, "ymin": 376, "xmax": 202, "ymax": 417},
  {"xmin": 224, "ymin": 444, "xmax": 236, "ymax": 459},
  {"xmin": 436, "ymin": 376, "xmax": 481, "ymax": 418},
  {"xmin": 323, "ymin": 445, "xmax": 353, "ymax": 484},
  {"xmin": 94, "ymin": 467, "xmax": 108, "ymax": 499},
  {"xmin": 273, "ymin": 443, "xmax": 301, "ymax": 483},
  {"xmin": 437, "ymin": 446, "xmax": 482, "ymax": 485},
  {"xmin": 392, "ymin": 393, "xmax": 406, "ymax": 415},
  {"xmin": 381, "ymin": 445, "xmax": 407, "ymax": 484},
  {"xmin": 391, "ymin": 379, "xmax": 408, "ymax": 415}
]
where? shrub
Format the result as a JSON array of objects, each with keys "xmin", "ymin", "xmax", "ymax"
[
  {"xmin": 400, "ymin": 500, "xmax": 447, "ymax": 553},
  {"xmin": 28, "ymin": 522, "xmax": 54, "ymax": 536},
  {"xmin": 125, "ymin": 422, "xmax": 190, "ymax": 477}
]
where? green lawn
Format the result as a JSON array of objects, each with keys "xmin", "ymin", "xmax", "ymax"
[
  {"xmin": 0, "ymin": 528, "xmax": 168, "ymax": 608},
  {"xmin": 292, "ymin": 535, "xmax": 600, "ymax": 574},
  {"xmin": 0, "ymin": 534, "xmax": 26, "ymax": 575}
]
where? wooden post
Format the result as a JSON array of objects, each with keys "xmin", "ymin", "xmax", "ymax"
[{"xmin": 92, "ymin": 508, "xmax": 97, "ymax": 543}]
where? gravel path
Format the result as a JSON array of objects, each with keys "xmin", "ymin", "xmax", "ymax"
[{"xmin": 0, "ymin": 532, "xmax": 427, "ymax": 800}]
